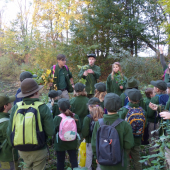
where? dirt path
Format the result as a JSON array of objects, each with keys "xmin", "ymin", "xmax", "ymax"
[{"xmin": 0, "ymin": 80, "xmax": 20, "ymax": 96}]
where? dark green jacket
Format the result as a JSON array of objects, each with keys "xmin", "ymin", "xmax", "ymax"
[
  {"xmin": 165, "ymin": 98, "xmax": 170, "ymax": 111},
  {"xmin": 145, "ymin": 97, "xmax": 151, "ymax": 112},
  {"xmin": 70, "ymin": 96, "xmax": 89, "ymax": 127},
  {"xmin": 0, "ymin": 112, "xmax": 18, "ymax": 162},
  {"xmin": 51, "ymin": 64, "xmax": 73, "ymax": 92},
  {"xmin": 82, "ymin": 116, "xmax": 92, "ymax": 143},
  {"xmin": 106, "ymin": 74, "xmax": 127, "ymax": 96},
  {"xmin": 120, "ymin": 92, "xmax": 145, "ymax": 109},
  {"xmin": 78, "ymin": 65, "xmax": 101, "ymax": 94},
  {"xmin": 7, "ymin": 98, "xmax": 55, "ymax": 150},
  {"xmin": 52, "ymin": 100, "xmax": 60, "ymax": 118},
  {"xmin": 147, "ymin": 94, "xmax": 163, "ymax": 123},
  {"xmin": 53, "ymin": 114, "xmax": 81, "ymax": 151},
  {"xmin": 118, "ymin": 102, "xmax": 147, "ymax": 146},
  {"xmin": 91, "ymin": 114, "xmax": 134, "ymax": 170}
]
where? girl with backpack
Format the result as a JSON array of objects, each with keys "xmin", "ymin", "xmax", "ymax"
[
  {"xmin": 82, "ymin": 97, "xmax": 104, "ymax": 170},
  {"xmin": 106, "ymin": 62, "xmax": 127, "ymax": 96},
  {"xmin": 53, "ymin": 98, "xmax": 81, "ymax": 170}
]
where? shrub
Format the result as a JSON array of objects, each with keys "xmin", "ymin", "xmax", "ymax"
[{"xmin": 121, "ymin": 57, "xmax": 163, "ymax": 84}]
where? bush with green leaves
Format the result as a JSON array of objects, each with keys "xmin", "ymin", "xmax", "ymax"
[
  {"xmin": 140, "ymin": 121, "xmax": 170, "ymax": 170},
  {"xmin": 121, "ymin": 57, "xmax": 163, "ymax": 84}
]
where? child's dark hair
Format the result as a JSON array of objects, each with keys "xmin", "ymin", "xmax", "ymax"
[
  {"xmin": 0, "ymin": 105, "xmax": 5, "ymax": 112},
  {"xmin": 145, "ymin": 88, "xmax": 153, "ymax": 98},
  {"xmin": 62, "ymin": 109, "xmax": 78, "ymax": 121}
]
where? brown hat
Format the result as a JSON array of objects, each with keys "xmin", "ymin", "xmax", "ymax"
[{"xmin": 17, "ymin": 78, "xmax": 43, "ymax": 98}]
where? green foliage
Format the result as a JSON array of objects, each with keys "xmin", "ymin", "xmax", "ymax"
[
  {"xmin": 121, "ymin": 57, "xmax": 163, "ymax": 84},
  {"xmin": 140, "ymin": 121, "xmax": 170, "ymax": 170}
]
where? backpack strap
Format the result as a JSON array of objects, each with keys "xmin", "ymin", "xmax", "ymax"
[
  {"xmin": 111, "ymin": 118, "xmax": 124, "ymax": 128},
  {"xmin": 58, "ymin": 113, "xmax": 66, "ymax": 119},
  {"xmin": 53, "ymin": 65, "xmax": 56, "ymax": 74},
  {"xmin": 98, "ymin": 118, "xmax": 105, "ymax": 127},
  {"xmin": 87, "ymin": 114, "xmax": 93, "ymax": 120},
  {"xmin": 65, "ymin": 65, "xmax": 68, "ymax": 71}
]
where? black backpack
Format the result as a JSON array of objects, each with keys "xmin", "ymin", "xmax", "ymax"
[
  {"xmin": 96, "ymin": 118, "xmax": 124, "ymax": 166},
  {"xmin": 87, "ymin": 114, "xmax": 96, "ymax": 137}
]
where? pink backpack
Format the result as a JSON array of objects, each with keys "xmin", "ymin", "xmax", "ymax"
[{"xmin": 57, "ymin": 113, "xmax": 77, "ymax": 141}]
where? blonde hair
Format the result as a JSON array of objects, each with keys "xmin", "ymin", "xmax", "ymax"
[
  {"xmin": 111, "ymin": 62, "xmax": 123, "ymax": 80},
  {"xmin": 73, "ymin": 89, "xmax": 87, "ymax": 97},
  {"xmin": 89, "ymin": 105, "xmax": 104, "ymax": 121},
  {"xmin": 94, "ymin": 90, "xmax": 107, "ymax": 102}
]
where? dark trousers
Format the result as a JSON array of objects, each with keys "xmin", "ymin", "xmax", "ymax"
[{"xmin": 56, "ymin": 149, "xmax": 78, "ymax": 170}]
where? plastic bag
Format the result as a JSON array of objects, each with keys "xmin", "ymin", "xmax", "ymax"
[{"xmin": 78, "ymin": 139, "xmax": 86, "ymax": 167}]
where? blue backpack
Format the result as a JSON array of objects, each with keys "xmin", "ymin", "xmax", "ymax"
[
  {"xmin": 124, "ymin": 93, "xmax": 129, "ymax": 106},
  {"xmin": 156, "ymin": 94, "xmax": 169, "ymax": 106},
  {"xmin": 96, "ymin": 118, "xmax": 124, "ymax": 166},
  {"xmin": 124, "ymin": 105, "xmax": 145, "ymax": 137},
  {"xmin": 86, "ymin": 114, "xmax": 96, "ymax": 137}
]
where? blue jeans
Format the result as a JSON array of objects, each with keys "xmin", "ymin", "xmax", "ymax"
[{"xmin": 56, "ymin": 149, "xmax": 78, "ymax": 170}]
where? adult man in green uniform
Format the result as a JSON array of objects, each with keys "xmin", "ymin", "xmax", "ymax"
[
  {"xmin": 78, "ymin": 54, "xmax": 101, "ymax": 98},
  {"xmin": 7, "ymin": 78, "xmax": 55, "ymax": 170},
  {"xmin": 50, "ymin": 54, "xmax": 74, "ymax": 100}
]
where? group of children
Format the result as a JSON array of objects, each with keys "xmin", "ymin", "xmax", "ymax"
[{"xmin": 1, "ymin": 59, "xmax": 170, "ymax": 170}]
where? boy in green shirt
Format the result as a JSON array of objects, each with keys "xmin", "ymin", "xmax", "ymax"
[
  {"xmin": 78, "ymin": 54, "xmax": 101, "ymax": 98},
  {"xmin": 118, "ymin": 89, "xmax": 146, "ymax": 170},
  {"xmin": 0, "ymin": 94, "xmax": 18, "ymax": 170},
  {"xmin": 91, "ymin": 93, "xmax": 134, "ymax": 170}
]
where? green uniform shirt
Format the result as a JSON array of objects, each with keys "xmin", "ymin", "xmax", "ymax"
[
  {"xmin": 51, "ymin": 64, "xmax": 73, "ymax": 92},
  {"xmin": 118, "ymin": 102, "xmax": 147, "ymax": 146},
  {"xmin": 91, "ymin": 114, "xmax": 134, "ymax": 170},
  {"xmin": 145, "ymin": 97, "xmax": 151, "ymax": 112},
  {"xmin": 165, "ymin": 98, "xmax": 170, "ymax": 111},
  {"xmin": 52, "ymin": 100, "xmax": 60, "ymax": 118},
  {"xmin": 106, "ymin": 74, "xmax": 127, "ymax": 96},
  {"xmin": 7, "ymin": 98, "xmax": 55, "ymax": 150},
  {"xmin": 78, "ymin": 65, "xmax": 101, "ymax": 94},
  {"xmin": 0, "ymin": 112, "xmax": 18, "ymax": 162},
  {"xmin": 53, "ymin": 114, "xmax": 81, "ymax": 151},
  {"xmin": 147, "ymin": 94, "xmax": 163, "ymax": 123},
  {"xmin": 82, "ymin": 116, "xmax": 92, "ymax": 143},
  {"xmin": 58, "ymin": 68, "xmax": 67, "ymax": 90},
  {"xmin": 70, "ymin": 96, "xmax": 89, "ymax": 127},
  {"xmin": 120, "ymin": 92, "xmax": 145, "ymax": 109}
]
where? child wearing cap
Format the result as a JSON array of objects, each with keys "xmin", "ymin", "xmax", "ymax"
[
  {"xmin": 120, "ymin": 77, "xmax": 145, "ymax": 109},
  {"xmin": 106, "ymin": 62, "xmax": 127, "ymax": 96},
  {"xmin": 118, "ymin": 89, "xmax": 146, "ymax": 170},
  {"xmin": 48, "ymin": 90, "xmax": 62, "ymax": 118},
  {"xmin": 94, "ymin": 82, "xmax": 107, "ymax": 110},
  {"xmin": 70, "ymin": 83, "xmax": 89, "ymax": 127},
  {"xmin": 148, "ymin": 80, "xmax": 169, "ymax": 159},
  {"xmin": 91, "ymin": 93, "xmax": 134, "ymax": 170},
  {"xmin": 53, "ymin": 98, "xmax": 81, "ymax": 170},
  {"xmin": 14, "ymin": 71, "xmax": 37, "ymax": 105},
  {"xmin": 78, "ymin": 54, "xmax": 101, "ymax": 98},
  {"xmin": 82, "ymin": 97, "xmax": 104, "ymax": 170},
  {"xmin": 0, "ymin": 94, "xmax": 18, "ymax": 170}
]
